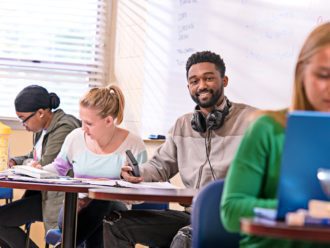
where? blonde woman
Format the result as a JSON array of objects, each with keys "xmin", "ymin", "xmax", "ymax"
[
  {"xmin": 221, "ymin": 22, "xmax": 330, "ymax": 247},
  {"xmin": 43, "ymin": 85, "xmax": 147, "ymax": 247}
]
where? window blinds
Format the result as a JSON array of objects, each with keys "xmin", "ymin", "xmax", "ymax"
[{"xmin": 0, "ymin": 0, "xmax": 110, "ymax": 119}]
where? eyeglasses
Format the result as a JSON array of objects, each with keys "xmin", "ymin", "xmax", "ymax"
[{"xmin": 21, "ymin": 112, "xmax": 37, "ymax": 124}]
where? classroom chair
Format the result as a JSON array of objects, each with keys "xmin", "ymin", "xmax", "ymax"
[
  {"xmin": 0, "ymin": 188, "xmax": 13, "ymax": 247},
  {"xmin": 0, "ymin": 188, "xmax": 33, "ymax": 248},
  {"xmin": 0, "ymin": 187, "xmax": 13, "ymax": 204},
  {"xmin": 45, "ymin": 228, "xmax": 61, "ymax": 248},
  {"xmin": 131, "ymin": 201, "xmax": 169, "ymax": 210},
  {"xmin": 191, "ymin": 179, "xmax": 240, "ymax": 248},
  {"xmin": 45, "ymin": 202, "xmax": 169, "ymax": 248}
]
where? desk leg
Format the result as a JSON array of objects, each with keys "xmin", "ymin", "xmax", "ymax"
[{"xmin": 62, "ymin": 192, "xmax": 78, "ymax": 248}]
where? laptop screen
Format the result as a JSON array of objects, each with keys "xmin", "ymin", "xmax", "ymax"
[{"xmin": 276, "ymin": 111, "xmax": 330, "ymax": 220}]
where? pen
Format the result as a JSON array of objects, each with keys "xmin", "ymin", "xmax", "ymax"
[{"xmin": 33, "ymin": 147, "xmax": 37, "ymax": 161}]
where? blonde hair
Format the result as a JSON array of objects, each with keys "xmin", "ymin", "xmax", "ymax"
[
  {"xmin": 256, "ymin": 22, "xmax": 330, "ymax": 127},
  {"xmin": 80, "ymin": 84, "xmax": 125, "ymax": 125},
  {"xmin": 292, "ymin": 22, "xmax": 330, "ymax": 111}
]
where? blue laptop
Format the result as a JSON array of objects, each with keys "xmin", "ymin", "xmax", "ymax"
[{"xmin": 255, "ymin": 111, "xmax": 330, "ymax": 220}]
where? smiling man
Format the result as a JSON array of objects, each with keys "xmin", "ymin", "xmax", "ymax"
[{"xmin": 104, "ymin": 51, "xmax": 256, "ymax": 248}]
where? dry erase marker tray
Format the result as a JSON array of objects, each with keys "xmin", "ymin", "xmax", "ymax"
[{"xmin": 148, "ymin": 134, "xmax": 166, "ymax": 140}]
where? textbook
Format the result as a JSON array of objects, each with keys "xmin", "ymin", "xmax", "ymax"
[
  {"xmin": 13, "ymin": 165, "xmax": 58, "ymax": 179},
  {"xmin": 253, "ymin": 207, "xmax": 277, "ymax": 220}
]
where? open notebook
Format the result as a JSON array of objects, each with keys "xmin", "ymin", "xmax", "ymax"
[
  {"xmin": 13, "ymin": 165, "xmax": 58, "ymax": 179},
  {"xmin": 255, "ymin": 111, "xmax": 330, "ymax": 220}
]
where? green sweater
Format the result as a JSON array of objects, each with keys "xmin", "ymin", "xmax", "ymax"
[{"xmin": 221, "ymin": 115, "xmax": 328, "ymax": 248}]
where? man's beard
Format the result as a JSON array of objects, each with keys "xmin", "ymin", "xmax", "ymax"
[{"xmin": 191, "ymin": 87, "xmax": 223, "ymax": 108}]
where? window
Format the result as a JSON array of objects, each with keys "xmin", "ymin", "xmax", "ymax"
[{"xmin": 0, "ymin": 0, "xmax": 111, "ymax": 120}]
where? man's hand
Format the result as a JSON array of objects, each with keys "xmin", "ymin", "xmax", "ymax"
[{"xmin": 121, "ymin": 164, "xmax": 143, "ymax": 183}]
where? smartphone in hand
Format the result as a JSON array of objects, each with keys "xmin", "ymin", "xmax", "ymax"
[{"xmin": 125, "ymin": 150, "xmax": 140, "ymax": 177}]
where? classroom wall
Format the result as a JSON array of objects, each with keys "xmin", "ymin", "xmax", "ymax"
[
  {"xmin": 9, "ymin": 130, "xmax": 32, "ymax": 156},
  {"xmin": 111, "ymin": 0, "xmax": 148, "ymax": 135},
  {"xmin": 113, "ymin": 0, "xmax": 330, "ymax": 139}
]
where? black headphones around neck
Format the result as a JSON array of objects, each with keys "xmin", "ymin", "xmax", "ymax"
[{"xmin": 191, "ymin": 99, "xmax": 231, "ymax": 133}]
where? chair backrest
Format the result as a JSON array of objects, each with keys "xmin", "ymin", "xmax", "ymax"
[
  {"xmin": 0, "ymin": 187, "xmax": 13, "ymax": 204},
  {"xmin": 191, "ymin": 179, "xmax": 240, "ymax": 248},
  {"xmin": 0, "ymin": 188, "xmax": 32, "ymax": 248},
  {"xmin": 45, "ymin": 228, "xmax": 62, "ymax": 247},
  {"xmin": 132, "ymin": 202, "xmax": 169, "ymax": 210}
]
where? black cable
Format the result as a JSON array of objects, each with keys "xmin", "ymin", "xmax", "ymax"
[{"xmin": 205, "ymin": 129, "xmax": 216, "ymax": 180}]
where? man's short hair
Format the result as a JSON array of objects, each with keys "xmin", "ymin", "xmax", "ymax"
[{"xmin": 186, "ymin": 51, "xmax": 226, "ymax": 78}]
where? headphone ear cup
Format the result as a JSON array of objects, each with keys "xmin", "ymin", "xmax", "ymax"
[
  {"xmin": 206, "ymin": 111, "xmax": 223, "ymax": 130},
  {"xmin": 191, "ymin": 111, "xmax": 207, "ymax": 133}
]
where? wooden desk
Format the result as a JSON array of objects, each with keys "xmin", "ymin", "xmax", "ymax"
[
  {"xmin": 89, "ymin": 187, "xmax": 197, "ymax": 205},
  {"xmin": 0, "ymin": 179, "xmax": 91, "ymax": 248},
  {"xmin": 241, "ymin": 218, "xmax": 330, "ymax": 243}
]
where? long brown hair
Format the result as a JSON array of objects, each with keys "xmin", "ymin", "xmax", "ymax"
[{"xmin": 292, "ymin": 22, "xmax": 330, "ymax": 111}]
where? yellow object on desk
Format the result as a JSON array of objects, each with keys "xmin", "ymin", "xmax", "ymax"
[
  {"xmin": 309, "ymin": 199, "xmax": 330, "ymax": 218},
  {"xmin": 0, "ymin": 122, "xmax": 11, "ymax": 171},
  {"xmin": 285, "ymin": 200, "xmax": 330, "ymax": 227}
]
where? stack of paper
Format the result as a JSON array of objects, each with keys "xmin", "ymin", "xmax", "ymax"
[
  {"xmin": 82, "ymin": 179, "xmax": 177, "ymax": 189},
  {"xmin": 285, "ymin": 200, "xmax": 330, "ymax": 226}
]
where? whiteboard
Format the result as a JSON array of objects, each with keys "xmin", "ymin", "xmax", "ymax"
[{"xmin": 140, "ymin": 0, "xmax": 330, "ymax": 138}]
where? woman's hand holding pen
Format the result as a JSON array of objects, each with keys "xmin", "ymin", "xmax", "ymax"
[
  {"xmin": 29, "ymin": 147, "xmax": 42, "ymax": 168},
  {"xmin": 29, "ymin": 161, "xmax": 42, "ymax": 169},
  {"xmin": 121, "ymin": 164, "xmax": 143, "ymax": 183}
]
